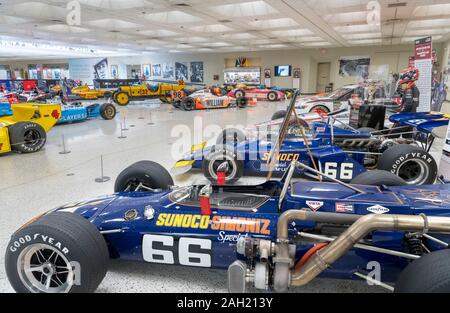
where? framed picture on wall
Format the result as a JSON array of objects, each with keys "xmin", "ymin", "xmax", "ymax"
[
  {"xmin": 152, "ymin": 64, "xmax": 161, "ymax": 78},
  {"xmin": 175, "ymin": 62, "xmax": 188, "ymax": 81},
  {"xmin": 264, "ymin": 69, "xmax": 271, "ymax": 79},
  {"xmin": 110, "ymin": 65, "xmax": 118, "ymax": 79},
  {"xmin": 293, "ymin": 68, "xmax": 301, "ymax": 79},
  {"xmin": 142, "ymin": 64, "xmax": 151, "ymax": 78}
]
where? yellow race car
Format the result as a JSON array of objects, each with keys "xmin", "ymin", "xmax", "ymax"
[
  {"xmin": 113, "ymin": 81, "xmax": 186, "ymax": 106},
  {"xmin": 71, "ymin": 85, "xmax": 113, "ymax": 100},
  {"xmin": 0, "ymin": 101, "xmax": 61, "ymax": 154}
]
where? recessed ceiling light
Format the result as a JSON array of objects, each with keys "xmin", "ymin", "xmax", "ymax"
[
  {"xmin": 174, "ymin": 3, "xmax": 191, "ymax": 7},
  {"xmin": 218, "ymin": 19, "xmax": 232, "ymax": 23}
]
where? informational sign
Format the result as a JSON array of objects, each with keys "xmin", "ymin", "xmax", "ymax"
[
  {"xmin": 69, "ymin": 58, "xmax": 104, "ymax": 85},
  {"xmin": 414, "ymin": 37, "xmax": 433, "ymax": 112},
  {"xmin": 439, "ymin": 122, "xmax": 450, "ymax": 181},
  {"xmin": 293, "ymin": 68, "xmax": 301, "ymax": 89},
  {"xmin": 264, "ymin": 69, "xmax": 271, "ymax": 87}
]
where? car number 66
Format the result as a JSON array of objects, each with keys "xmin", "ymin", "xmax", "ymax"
[
  {"xmin": 323, "ymin": 162, "xmax": 354, "ymax": 180},
  {"xmin": 142, "ymin": 234, "xmax": 212, "ymax": 268}
]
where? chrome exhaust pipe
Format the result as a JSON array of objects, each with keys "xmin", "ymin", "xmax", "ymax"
[{"xmin": 275, "ymin": 211, "xmax": 450, "ymax": 291}]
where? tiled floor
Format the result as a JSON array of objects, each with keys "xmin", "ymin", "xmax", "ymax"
[{"xmin": 1, "ymin": 99, "xmax": 447, "ymax": 293}]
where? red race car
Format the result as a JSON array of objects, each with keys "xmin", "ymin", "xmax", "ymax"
[{"xmin": 228, "ymin": 87, "xmax": 285, "ymax": 102}]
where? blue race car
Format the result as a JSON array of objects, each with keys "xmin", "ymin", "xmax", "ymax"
[
  {"xmin": 5, "ymin": 158, "xmax": 450, "ymax": 293},
  {"xmin": 172, "ymin": 94, "xmax": 449, "ymax": 186},
  {"xmin": 57, "ymin": 102, "xmax": 116, "ymax": 124}
]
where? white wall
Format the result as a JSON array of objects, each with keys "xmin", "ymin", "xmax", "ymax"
[{"xmin": 0, "ymin": 43, "xmax": 444, "ymax": 93}]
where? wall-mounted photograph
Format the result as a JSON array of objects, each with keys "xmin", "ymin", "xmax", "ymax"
[
  {"xmin": 339, "ymin": 56, "xmax": 370, "ymax": 78},
  {"xmin": 175, "ymin": 62, "xmax": 188, "ymax": 81},
  {"xmin": 152, "ymin": 63, "xmax": 161, "ymax": 78},
  {"xmin": 162, "ymin": 63, "xmax": 174, "ymax": 80},
  {"xmin": 190, "ymin": 61, "xmax": 204, "ymax": 83}
]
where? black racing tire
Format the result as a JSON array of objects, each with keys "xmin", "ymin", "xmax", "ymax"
[
  {"xmin": 112, "ymin": 91, "xmax": 119, "ymax": 102},
  {"xmin": 309, "ymin": 105, "xmax": 330, "ymax": 114},
  {"xmin": 114, "ymin": 161, "xmax": 174, "ymax": 192},
  {"xmin": 267, "ymin": 91, "xmax": 278, "ymax": 102},
  {"xmin": 271, "ymin": 110, "xmax": 287, "ymax": 120},
  {"xmin": 236, "ymin": 97, "xmax": 248, "ymax": 108},
  {"xmin": 99, "ymin": 103, "xmax": 116, "ymax": 120},
  {"xmin": 182, "ymin": 97, "xmax": 195, "ymax": 111},
  {"xmin": 234, "ymin": 90, "xmax": 245, "ymax": 98},
  {"xmin": 378, "ymin": 145, "xmax": 437, "ymax": 185},
  {"xmin": 216, "ymin": 128, "xmax": 246, "ymax": 145},
  {"xmin": 114, "ymin": 92, "xmax": 130, "ymax": 106},
  {"xmin": 286, "ymin": 117, "xmax": 310, "ymax": 136},
  {"xmin": 351, "ymin": 170, "xmax": 407, "ymax": 186},
  {"xmin": 172, "ymin": 100, "xmax": 181, "ymax": 109},
  {"xmin": 202, "ymin": 145, "xmax": 244, "ymax": 184},
  {"xmin": 5, "ymin": 212, "xmax": 109, "ymax": 293},
  {"xmin": 395, "ymin": 250, "xmax": 450, "ymax": 293},
  {"xmin": 8, "ymin": 122, "xmax": 46, "ymax": 154}
]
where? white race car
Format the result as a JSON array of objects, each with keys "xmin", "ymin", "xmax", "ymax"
[{"xmin": 295, "ymin": 85, "xmax": 362, "ymax": 114}]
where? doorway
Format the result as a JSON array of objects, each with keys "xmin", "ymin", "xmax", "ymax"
[{"xmin": 316, "ymin": 62, "xmax": 331, "ymax": 93}]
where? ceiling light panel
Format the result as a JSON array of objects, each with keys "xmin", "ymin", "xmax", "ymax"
[
  {"xmin": 0, "ymin": 15, "xmax": 32, "ymax": 24},
  {"xmin": 334, "ymin": 24, "xmax": 381, "ymax": 33},
  {"xmin": 10, "ymin": 2, "xmax": 66, "ymax": 19},
  {"xmin": 342, "ymin": 32, "xmax": 382, "ymax": 40},
  {"xmin": 323, "ymin": 11, "xmax": 369, "ymax": 24},
  {"xmin": 145, "ymin": 11, "xmax": 201, "ymax": 24},
  {"xmin": 412, "ymin": 4, "xmax": 450, "ymax": 17},
  {"xmin": 210, "ymin": 1, "xmax": 278, "ymax": 17},
  {"xmin": 408, "ymin": 18, "xmax": 450, "ymax": 29},
  {"xmin": 221, "ymin": 33, "xmax": 257, "ymax": 40},
  {"xmin": 77, "ymin": 0, "xmax": 151, "ymax": 10},
  {"xmin": 248, "ymin": 18, "xmax": 298, "ymax": 29},
  {"xmin": 189, "ymin": 24, "xmax": 233, "ymax": 32},
  {"xmin": 302, "ymin": 42, "xmax": 332, "ymax": 47},
  {"xmin": 137, "ymin": 29, "xmax": 179, "ymax": 37},
  {"xmin": 87, "ymin": 19, "xmax": 141, "ymax": 30},
  {"xmin": 40, "ymin": 25, "xmax": 91, "ymax": 34},
  {"xmin": 271, "ymin": 29, "xmax": 314, "ymax": 37}
]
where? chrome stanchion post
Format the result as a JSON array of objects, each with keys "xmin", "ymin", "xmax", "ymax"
[
  {"xmin": 95, "ymin": 155, "xmax": 111, "ymax": 183},
  {"xmin": 59, "ymin": 134, "xmax": 71, "ymax": 155}
]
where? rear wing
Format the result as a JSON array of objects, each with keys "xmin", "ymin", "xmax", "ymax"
[{"xmin": 389, "ymin": 112, "xmax": 449, "ymax": 134}]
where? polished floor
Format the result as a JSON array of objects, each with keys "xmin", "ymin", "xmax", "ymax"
[{"xmin": 0, "ymin": 100, "xmax": 448, "ymax": 293}]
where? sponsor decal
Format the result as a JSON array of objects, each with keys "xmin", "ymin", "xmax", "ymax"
[
  {"xmin": 10, "ymin": 234, "xmax": 69, "ymax": 254},
  {"xmin": 306, "ymin": 201, "xmax": 324, "ymax": 211},
  {"xmin": 367, "ymin": 205, "xmax": 390, "ymax": 214},
  {"xmin": 261, "ymin": 152, "xmax": 300, "ymax": 162},
  {"xmin": 336, "ymin": 202, "xmax": 354, "ymax": 213},
  {"xmin": 217, "ymin": 231, "xmax": 248, "ymax": 243},
  {"xmin": 155, "ymin": 213, "xmax": 271, "ymax": 235},
  {"xmin": 316, "ymin": 127, "xmax": 326, "ymax": 133},
  {"xmin": 51, "ymin": 109, "xmax": 60, "ymax": 119}
]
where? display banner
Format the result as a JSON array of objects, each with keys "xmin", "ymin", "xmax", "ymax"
[
  {"xmin": 69, "ymin": 58, "xmax": 105, "ymax": 85},
  {"xmin": 439, "ymin": 122, "xmax": 450, "ymax": 181},
  {"xmin": 414, "ymin": 37, "xmax": 433, "ymax": 112}
]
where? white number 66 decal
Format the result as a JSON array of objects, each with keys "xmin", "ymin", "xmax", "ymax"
[{"xmin": 143, "ymin": 234, "xmax": 212, "ymax": 268}]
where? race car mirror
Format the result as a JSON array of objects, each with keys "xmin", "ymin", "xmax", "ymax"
[
  {"xmin": 199, "ymin": 185, "xmax": 212, "ymax": 216},
  {"xmin": 216, "ymin": 161, "xmax": 229, "ymax": 186},
  {"xmin": 266, "ymin": 91, "xmax": 301, "ymax": 179}
]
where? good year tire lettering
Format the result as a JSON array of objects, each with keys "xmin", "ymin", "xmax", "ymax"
[{"xmin": 10, "ymin": 233, "xmax": 69, "ymax": 254}]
